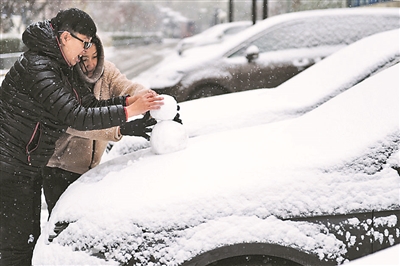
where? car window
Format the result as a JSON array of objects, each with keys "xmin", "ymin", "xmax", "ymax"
[
  {"xmin": 223, "ymin": 25, "xmax": 250, "ymax": 36},
  {"xmin": 228, "ymin": 14, "xmax": 400, "ymax": 57}
]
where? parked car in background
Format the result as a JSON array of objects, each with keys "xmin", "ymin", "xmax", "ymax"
[
  {"xmin": 135, "ymin": 7, "xmax": 399, "ymax": 102},
  {"xmin": 33, "ymin": 29, "xmax": 400, "ymax": 266},
  {"xmin": 176, "ymin": 21, "xmax": 252, "ymax": 55}
]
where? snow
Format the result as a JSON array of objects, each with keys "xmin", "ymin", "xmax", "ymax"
[
  {"xmin": 344, "ymin": 244, "xmax": 400, "ymax": 266},
  {"xmin": 176, "ymin": 21, "xmax": 252, "ymax": 53},
  {"xmin": 150, "ymin": 120, "xmax": 188, "ymax": 155},
  {"xmin": 245, "ymin": 44, "xmax": 259, "ymax": 55},
  {"xmin": 149, "ymin": 94, "xmax": 188, "ymax": 155},
  {"xmin": 150, "ymin": 94, "xmax": 178, "ymax": 121},
  {"xmin": 135, "ymin": 7, "xmax": 399, "ymax": 92},
  {"xmin": 32, "ymin": 42, "xmax": 400, "ymax": 265},
  {"xmin": 105, "ymin": 28, "xmax": 399, "ymax": 161}
]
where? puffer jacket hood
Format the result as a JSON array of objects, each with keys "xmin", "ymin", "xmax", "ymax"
[
  {"xmin": 22, "ymin": 20, "xmax": 67, "ymax": 67},
  {"xmin": 74, "ymin": 35, "xmax": 105, "ymax": 84}
]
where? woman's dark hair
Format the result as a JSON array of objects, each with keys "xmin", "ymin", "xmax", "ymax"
[
  {"xmin": 51, "ymin": 8, "xmax": 97, "ymax": 38},
  {"xmin": 91, "ymin": 35, "xmax": 102, "ymax": 56}
]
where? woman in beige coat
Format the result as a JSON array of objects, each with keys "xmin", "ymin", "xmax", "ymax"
[{"xmin": 42, "ymin": 36, "xmax": 157, "ymax": 215}]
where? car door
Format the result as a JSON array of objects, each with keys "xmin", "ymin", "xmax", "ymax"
[{"xmin": 371, "ymin": 210, "xmax": 400, "ymax": 253}]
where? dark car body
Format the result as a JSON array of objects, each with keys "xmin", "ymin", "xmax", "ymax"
[{"xmin": 182, "ymin": 210, "xmax": 400, "ymax": 266}]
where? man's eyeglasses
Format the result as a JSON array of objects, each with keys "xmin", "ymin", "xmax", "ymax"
[
  {"xmin": 69, "ymin": 32, "xmax": 92, "ymax": 50},
  {"xmin": 59, "ymin": 31, "xmax": 92, "ymax": 50}
]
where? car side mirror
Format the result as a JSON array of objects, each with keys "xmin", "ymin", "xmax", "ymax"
[{"xmin": 245, "ymin": 45, "xmax": 259, "ymax": 63}]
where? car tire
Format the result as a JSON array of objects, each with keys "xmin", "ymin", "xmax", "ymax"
[
  {"xmin": 190, "ymin": 84, "xmax": 228, "ymax": 100},
  {"xmin": 180, "ymin": 243, "xmax": 332, "ymax": 266}
]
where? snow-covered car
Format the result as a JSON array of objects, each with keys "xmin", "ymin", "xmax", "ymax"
[
  {"xmin": 33, "ymin": 31, "xmax": 400, "ymax": 265},
  {"xmin": 176, "ymin": 21, "xmax": 252, "ymax": 55},
  {"xmin": 136, "ymin": 7, "xmax": 399, "ymax": 102},
  {"xmin": 106, "ymin": 28, "xmax": 399, "ymax": 159}
]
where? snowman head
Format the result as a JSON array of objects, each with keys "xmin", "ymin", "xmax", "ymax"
[
  {"xmin": 150, "ymin": 94, "xmax": 177, "ymax": 121},
  {"xmin": 149, "ymin": 94, "xmax": 188, "ymax": 155}
]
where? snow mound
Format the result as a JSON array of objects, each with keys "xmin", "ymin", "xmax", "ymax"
[{"xmin": 151, "ymin": 120, "xmax": 188, "ymax": 155}]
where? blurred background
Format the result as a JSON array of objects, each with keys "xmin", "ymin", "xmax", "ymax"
[
  {"xmin": 2, "ymin": 0, "xmax": 398, "ymax": 46},
  {"xmin": 1, "ymin": 0, "xmax": 398, "ymax": 77}
]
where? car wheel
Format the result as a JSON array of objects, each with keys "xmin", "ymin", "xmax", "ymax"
[
  {"xmin": 180, "ymin": 243, "xmax": 331, "ymax": 266},
  {"xmin": 190, "ymin": 84, "xmax": 228, "ymax": 100},
  {"xmin": 207, "ymin": 254, "xmax": 303, "ymax": 266}
]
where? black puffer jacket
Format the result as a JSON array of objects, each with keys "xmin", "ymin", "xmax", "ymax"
[{"xmin": 0, "ymin": 20, "xmax": 128, "ymax": 174}]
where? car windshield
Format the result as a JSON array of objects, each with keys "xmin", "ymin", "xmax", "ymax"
[{"xmin": 229, "ymin": 14, "xmax": 400, "ymax": 57}]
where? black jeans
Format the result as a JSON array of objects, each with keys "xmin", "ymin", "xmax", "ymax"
[
  {"xmin": 0, "ymin": 169, "xmax": 42, "ymax": 266},
  {"xmin": 42, "ymin": 166, "xmax": 81, "ymax": 216}
]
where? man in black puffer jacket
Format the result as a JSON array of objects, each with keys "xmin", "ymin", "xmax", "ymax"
[{"xmin": 0, "ymin": 8, "xmax": 163, "ymax": 265}]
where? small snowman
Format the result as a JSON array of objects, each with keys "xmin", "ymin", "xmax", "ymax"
[{"xmin": 150, "ymin": 94, "xmax": 188, "ymax": 155}]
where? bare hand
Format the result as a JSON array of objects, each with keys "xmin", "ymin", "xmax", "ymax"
[
  {"xmin": 127, "ymin": 89, "xmax": 158, "ymax": 105},
  {"xmin": 126, "ymin": 91, "xmax": 163, "ymax": 117}
]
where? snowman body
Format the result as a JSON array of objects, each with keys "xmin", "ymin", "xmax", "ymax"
[{"xmin": 150, "ymin": 95, "xmax": 188, "ymax": 155}]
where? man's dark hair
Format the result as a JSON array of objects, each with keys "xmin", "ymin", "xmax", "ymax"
[{"xmin": 51, "ymin": 8, "xmax": 97, "ymax": 38}]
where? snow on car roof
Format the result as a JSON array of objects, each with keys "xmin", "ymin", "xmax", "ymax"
[
  {"xmin": 344, "ymin": 244, "xmax": 400, "ymax": 265},
  {"xmin": 218, "ymin": 7, "xmax": 400, "ymax": 52},
  {"xmin": 180, "ymin": 7, "xmax": 399, "ymax": 59},
  {"xmin": 182, "ymin": 28, "xmax": 400, "ymax": 136}
]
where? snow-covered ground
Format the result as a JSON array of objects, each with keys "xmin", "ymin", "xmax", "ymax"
[{"xmin": 344, "ymin": 244, "xmax": 400, "ymax": 266}]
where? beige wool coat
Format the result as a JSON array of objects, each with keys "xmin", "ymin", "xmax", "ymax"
[{"xmin": 47, "ymin": 41, "xmax": 146, "ymax": 174}]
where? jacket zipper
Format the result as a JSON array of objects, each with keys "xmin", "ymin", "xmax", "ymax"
[{"xmin": 26, "ymin": 122, "xmax": 41, "ymax": 165}]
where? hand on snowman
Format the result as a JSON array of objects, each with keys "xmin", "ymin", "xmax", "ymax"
[
  {"xmin": 125, "ymin": 90, "xmax": 164, "ymax": 118},
  {"xmin": 119, "ymin": 111, "xmax": 157, "ymax": 141}
]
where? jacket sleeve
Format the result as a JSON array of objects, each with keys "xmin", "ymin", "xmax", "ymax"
[
  {"xmin": 80, "ymin": 92, "xmax": 128, "ymax": 108},
  {"xmin": 25, "ymin": 61, "xmax": 127, "ymax": 131}
]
